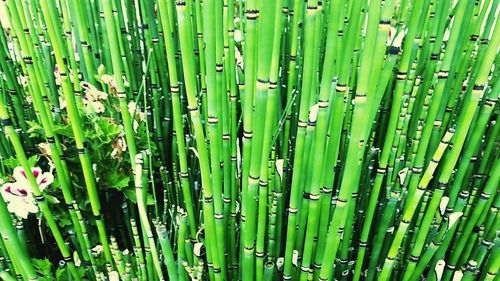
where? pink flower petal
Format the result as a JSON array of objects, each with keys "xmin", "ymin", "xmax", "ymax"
[
  {"xmin": 32, "ymin": 169, "xmax": 40, "ymax": 179},
  {"xmin": 37, "ymin": 172, "xmax": 54, "ymax": 191},
  {"xmin": 4, "ymin": 185, "xmax": 13, "ymax": 194},
  {"xmin": 13, "ymin": 167, "xmax": 29, "ymax": 184}
]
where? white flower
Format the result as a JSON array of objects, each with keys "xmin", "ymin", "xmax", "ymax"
[
  {"xmin": 38, "ymin": 142, "xmax": 52, "ymax": 157},
  {"xmin": 128, "ymin": 101, "xmax": 146, "ymax": 132},
  {"xmin": 108, "ymin": 271, "xmax": 119, "ymax": 281},
  {"xmin": 122, "ymin": 75, "xmax": 129, "ymax": 88},
  {"xmin": 234, "ymin": 30, "xmax": 243, "ymax": 42},
  {"xmin": 88, "ymin": 88, "xmax": 108, "ymax": 102},
  {"xmin": 235, "ymin": 47, "xmax": 244, "ymax": 69},
  {"xmin": 73, "ymin": 251, "xmax": 81, "ymax": 267},
  {"xmin": 82, "ymin": 99, "xmax": 106, "ymax": 114},
  {"xmin": 54, "ymin": 66, "xmax": 62, "ymax": 85},
  {"xmin": 127, "ymin": 101, "xmax": 138, "ymax": 116},
  {"xmin": 111, "ymin": 135, "xmax": 127, "ymax": 159},
  {"xmin": 80, "ymin": 81, "xmax": 108, "ymax": 102},
  {"xmin": 92, "ymin": 245, "xmax": 103, "ymax": 255},
  {"xmin": 79, "ymin": 81, "xmax": 108, "ymax": 114},
  {"xmin": 0, "ymin": 167, "xmax": 54, "ymax": 219},
  {"xmin": 58, "ymin": 97, "xmax": 67, "ymax": 110},
  {"xmin": 17, "ymin": 75, "xmax": 28, "ymax": 87},
  {"xmin": 92, "ymin": 101, "xmax": 105, "ymax": 114},
  {"xmin": 275, "ymin": 159, "xmax": 284, "ymax": 181},
  {"xmin": 101, "ymin": 74, "xmax": 114, "ymax": 85}
]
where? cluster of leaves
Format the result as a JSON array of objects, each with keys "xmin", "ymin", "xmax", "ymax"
[
  {"xmin": 3, "ymin": 90, "xmax": 157, "ymax": 235},
  {"xmin": 32, "ymin": 258, "xmax": 86, "ymax": 281}
]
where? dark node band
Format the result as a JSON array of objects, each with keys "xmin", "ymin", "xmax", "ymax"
[
  {"xmin": 297, "ymin": 121, "xmax": 307, "ymax": 128},
  {"xmin": 309, "ymin": 194, "xmax": 320, "ymax": 200},
  {"xmin": 1, "ymin": 118, "xmax": 12, "ymax": 126},
  {"xmin": 170, "ymin": 85, "xmax": 180, "ymax": 93},
  {"xmin": 377, "ymin": 167, "xmax": 387, "ymax": 173},
  {"xmin": 379, "ymin": 19, "xmax": 391, "ymax": 25},
  {"xmin": 409, "ymin": 255, "xmax": 419, "ymax": 262},
  {"xmin": 436, "ymin": 182, "xmax": 446, "ymax": 190},
  {"xmin": 23, "ymin": 56, "xmax": 33, "ymax": 64},
  {"xmin": 246, "ymin": 9, "xmax": 259, "ymax": 20},
  {"xmin": 480, "ymin": 192, "xmax": 490, "ymax": 199},
  {"xmin": 412, "ymin": 167, "xmax": 423, "ymax": 174},
  {"xmin": 321, "ymin": 187, "xmax": 332, "ymax": 193},
  {"xmin": 257, "ymin": 78, "xmax": 269, "ymax": 84},
  {"xmin": 389, "ymin": 46, "xmax": 400, "ymax": 55},
  {"xmin": 473, "ymin": 84, "xmax": 485, "ymax": 91},
  {"xmin": 485, "ymin": 98, "xmax": 495, "ymax": 106},
  {"xmin": 207, "ymin": 116, "xmax": 219, "ymax": 124},
  {"xmin": 303, "ymin": 192, "xmax": 311, "ymax": 199}
]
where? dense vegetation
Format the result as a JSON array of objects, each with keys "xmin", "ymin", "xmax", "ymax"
[{"xmin": 0, "ymin": 0, "xmax": 498, "ymax": 280}]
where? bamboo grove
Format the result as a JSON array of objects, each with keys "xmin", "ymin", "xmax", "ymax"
[{"xmin": 0, "ymin": 0, "xmax": 497, "ymax": 280}]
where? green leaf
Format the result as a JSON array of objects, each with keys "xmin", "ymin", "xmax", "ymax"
[
  {"xmin": 55, "ymin": 266, "xmax": 87, "ymax": 281},
  {"xmin": 2, "ymin": 155, "xmax": 39, "ymax": 170},
  {"xmin": 105, "ymin": 171, "xmax": 130, "ymax": 189},
  {"xmin": 98, "ymin": 118, "xmax": 122, "ymax": 139},
  {"xmin": 55, "ymin": 267, "xmax": 67, "ymax": 281},
  {"xmin": 122, "ymin": 187, "xmax": 155, "ymax": 205},
  {"xmin": 2, "ymin": 157, "xmax": 19, "ymax": 170},
  {"xmin": 44, "ymin": 194, "xmax": 60, "ymax": 204},
  {"xmin": 91, "ymin": 118, "xmax": 122, "ymax": 143},
  {"xmin": 146, "ymin": 193, "xmax": 155, "ymax": 205},
  {"xmin": 122, "ymin": 187, "xmax": 138, "ymax": 203},
  {"xmin": 28, "ymin": 155, "xmax": 39, "ymax": 167},
  {"xmin": 32, "ymin": 258, "xmax": 54, "ymax": 280},
  {"xmin": 53, "ymin": 124, "xmax": 75, "ymax": 138},
  {"xmin": 26, "ymin": 120, "xmax": 44, "ymax": 137}
]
